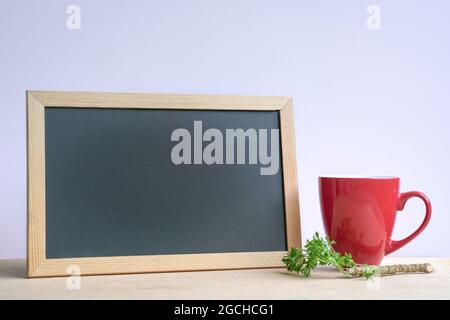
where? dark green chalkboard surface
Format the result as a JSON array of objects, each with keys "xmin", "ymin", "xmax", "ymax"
[{"xmin": 44, "ymin": 108, "xmax": 286, "ymax": 259}]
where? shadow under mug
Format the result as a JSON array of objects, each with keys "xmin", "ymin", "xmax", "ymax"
[{"xmin": 319, "ymin": 176, "xmax": 432, "ymax": 265}]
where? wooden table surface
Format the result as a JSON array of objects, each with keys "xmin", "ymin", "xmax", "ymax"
[{"xmin": 0, "ymin": 257, "xmax": 448, "ymax": 299}]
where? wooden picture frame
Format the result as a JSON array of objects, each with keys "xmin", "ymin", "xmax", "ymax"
[{"xmin": 27, "ymin": 91, "xmax": 301, "ymax": 277}]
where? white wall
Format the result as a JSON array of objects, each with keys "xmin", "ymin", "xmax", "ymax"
[{"xmin": 1, "ymin": 0, "xmax": 449, "ymax": 258}]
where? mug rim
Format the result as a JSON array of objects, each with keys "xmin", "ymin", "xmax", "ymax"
[{"xmin": 319, "ymin": 175, "xmax": 399, "ymax": 179}]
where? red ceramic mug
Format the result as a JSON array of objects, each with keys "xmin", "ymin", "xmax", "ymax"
[{"xmin": 319, "ymin": 176, "xmax": 431, "ymax": 265}]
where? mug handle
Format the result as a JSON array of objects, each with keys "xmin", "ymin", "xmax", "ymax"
[{"xmin": 385, "ymin": 191, "xmax": 432, "ymax": 255}]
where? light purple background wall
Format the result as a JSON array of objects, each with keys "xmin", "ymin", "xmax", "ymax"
[{"xmin": 1, "ymin": 0, "xmax": 449, "ymax": 259}]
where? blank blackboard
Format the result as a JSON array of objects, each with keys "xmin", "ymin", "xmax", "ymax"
[
  {"xmin": 45, "ymin": 108, "xmax": 286, "ymax": 258},
  {"xmin": 27, "ymin": 91, "xmax": 300, "ymax": 277}
]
